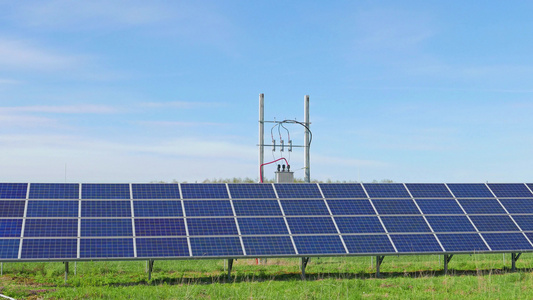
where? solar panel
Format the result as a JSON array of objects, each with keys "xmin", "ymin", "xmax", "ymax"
[
  {"xmin": 0, "ymin": 183, "xmax": 27, "ymax": 199},
  {"xmin": 436, "ymin": 233, "xmax": 489, "ymax": 252},
  {"xmin": 21, "ymin": 239, "xmax": 77, "ymax": 259},
  {"xmin": 0, "ymin": 200, "xmax": 25, "ymax": 217},
  {"xmin": 426, "ymin": 216, "xmax": 477, "ymax": 232},
  {"xmin": 26, "ymin": 200, "xmax": 78, "ymax": 217},
  {"xmin": 81, "ymin": 219, "xmax": 133, "ymax": 237},
  {"xmin": 511, "ymin": 215, "xmax": 533, "ymax": 231},
  {"xmin": 183, "ymin": 200, "xmax": 233, "ymax": 217},
  {"xmin": 24, "ymin": 219, "xmax": 78, "ymax": 237},
  {"xmin": 326, "ymin": 199, "xmax": 375, "ymax": 215},
  {"xmin": 0, "ymin": 219, "xmax": 23, "ymax": 237},
  {"xmin": 293, "ymin": 235, "xmax": 346, "ymax": 254},
  {"xmin": 372, "ymin": 199, "xmax": 420, "ymax": 215},
  {"xmin": 187, "ymin": 218, "xmax": 238, "ymax": 236},
  {"xmin": 415, "ymin": 199, "xmax": 464, "ymax": 214},
  {"xmin": 232, "ymin": 200, "xmax": 282, "ymax": 216},
  {"xmin": 280, "ymin": 199, "xmax": 330, "ymax": 216},
  {"xmin": 363, "ymin": 183, "xmax": 410, "ymax": 198},
  {"xmin": 29, "ymin": 183, "xmax": 79, "ymax": 199},
  {"xmin": 181, "ymin": 183, "xmax": 228, "ymax": 199},
  {"xmin": 82, "ymin": 184, "xmax": 130, "ymax": 199},
  {"xmin": 135, "ymin": 219, "xmax": 186, "ymax": 237},
  {"xmin": 81, "ymin": 201, "xmax": 131, "ymax": 217},
  {"xmin": 343, "ymin": 235, "xmax": 396, "ymax": 253},
  {"xmin": 390, "ymin": 234, "xmax": 442, "ymax": 252},
  {"xmin": 237, "ymin": 217, "xmax": 289, "ymax": 235},
  {"xmin": 405, "ymin": 184, "xmax": 453, "ymax": 198},
  {"xmin": 274, "ymin": 183, "xmax": 322, "ymax": 199},
  {"xmin": 469, "ymin": 216, "xmax": 519, "ymax": 232},
  {"xmin": 132, "ymin": 184, "xmax": 180, "ymax": 199},
  {"xmin": 481, "ymin": 233, "xmax": 533, "ymax": 251},
  {"xmin": 447, "ymin": 184, "xmax": 493, "ymax": 198},
  {"xmin": 134, "ymin": 201, "xmax": 183, "ymax": 217},
  {"xmin": 80, "ymin": 238, "xmax": 134, "ymax": 258},
  {"xmin": 0, "ymin": 239, "xmax": 20, "ymax": 259},
  {"xmin": 136, "ymin": 238, "xmax": 189, "ymax": 257},
  {"xmin": 319, "ymin": 183, "xmax": 367, "ymax": 198},
  {"xmin": 499, "ymin": 199, "xmax": 533, "ymax": 214},
  {"xmin": 228, "ymin": 183, "xmax": 277, "ymax": 199},
  {"xmin": 190, "ymin": 237, "xmax": 243, "ymax": 256},
  {"xmin": 243, "ymin": 236, "xmax": 295, "ymax": 256},
  {"xmin": 380, "ymin": 216, "xmax": 431, "ymax": 233},
  {"xmin": 286, "ymin": 217, "xmax": 338, "ymax": 234},
  {"xmin": 487, "ymin": 183, "xmax": 533, "ymax": 198},
  {"xmin": 334, "ymin": 217, "xmax": 385, "ymax": 234},
  {"xmin": 457, "ymin": 199, "xmax": 506, "ymax": 214}
]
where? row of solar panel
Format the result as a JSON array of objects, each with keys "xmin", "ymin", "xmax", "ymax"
[
  {"xmin": 3, "ymin": 215, "xmax": 533, "ymax": 239},
  {"xmin": 2, "ymin": 232, "xmax": 533, "ymax": 260},
  {"xmin": 2, "ymin": 183, "xmax": 533, "ymax": 199}
]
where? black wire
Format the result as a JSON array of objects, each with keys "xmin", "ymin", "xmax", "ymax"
[{"xmin": 279, "ymin": 120, "xmax": 312, "ymax": 147}]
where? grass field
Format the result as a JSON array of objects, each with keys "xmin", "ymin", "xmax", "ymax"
[{"xmin": 2, "ymin": 254, "xmax": 533, "ymax": 299}]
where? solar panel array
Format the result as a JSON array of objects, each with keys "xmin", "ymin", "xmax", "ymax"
[{"xmin": 1, "ymin": 182, "xmax": 533, "ymax": 261}]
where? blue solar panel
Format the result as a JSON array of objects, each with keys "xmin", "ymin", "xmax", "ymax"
[
  {"xmin": 274, "ymin": 183, "xmax": 322, "ymax": 199},
  {"xmin": 80, "ymin": 238, "xmax": 134, "ymax": 258},
  {"xmin": 319, "ymin": 183, "xmax": 367, "ymax": 198},
  {"xmin": 363, "ymin": 183, "xmax": 410, "ymax": 198},
  {"xmin": 470, "ymin": 216, "xmax": 519, "ymax": 232},
  {"xmin": 21, "ymin": 239, "xmax": 77, "ymax": 259},
  {"xmin": 512, "ymin": 215, "xmax": 533, "ymax": 231},
  {"xmin": 183, "ymin": 200, "xmax": 233, "ymax": 217},
  {"xmin": 24, "ymin": 219, "xmax": 78, "ymax": 237},
  {"xmin": 499, "ymin": 199, "xmax": 533, "ymax": 214},
  {"xmin": 326, "ymin": 199, "xmax": 376, "ymax": 215},
  {"xmin": 405, "ymin": 184, "xmax": 453, "ymax": 198},
  {"xmin": 134, "ymin": 201, "xmax": 183, "ymax": 217},
  {"xmin": 132, "ymin": 184, "xmax": 180, "ymax": 199},
  {"xmin": 29, "ymin": 183, "xmax": 79, "ymax": 199},
  {"xmin": 415, "ymin": 199, "xmax": 464, "ymax": 214},
  {"xmin": 481, "ymin": 233, "xmax": 533, "ymax": 251},
  {"xmin": 181, "ymin": 184, "xmax": 228, "ymax": 199},
  {"xmin": 343, "ymin": 235, "xmax": 396, "ymax": 253},
  {"xmin": 233, "ymin": 200, "xmax": 282, "ymax": 216},
  {"xmin": 488, "ymin": 183, "xmax": 533, "ymax": 198},
  {"xmin": 391, "ymin": 234, "xmax": 442, "ymax": 252},
  {"xmin": 82, "ymin": 184, "xmax": 130, "ymax": 199},
  {"xmin": 243, "ymin": 236, "xmax": 295, "ymax": 256},
  {"xmin": 280, "ymin": 200, "xmax": 330, "ymax": 216},
  {"xmin": 0, "ymin": 200, "xmax": 25, "ymax": 217},
  {"xmin": 372, "ymin": 199, "xmax": 420, "ymax": 215},
  {"xmin": 0, "ymin": 239, "xmax": 20, "ymax": 259},
  {"xmin": 135, "ymin": 219, "xmax": 186, "ymax": 237},
  {"xmin": 26, "ymin": 200, "xmax": 78, "ymax": 217},
  {"xmin": 334, "ymin": 217, "xmax": 385, "ymax": 234},
  {"xmin": 458, "ymin": 199, "xmax": 506, "ymax": 214},
  {"xmin": 187, "ymin": 218, "xmax": 238, "ymax": 236},
  {"xmin": 447, "ymin": 184, "xmax": 493, "ymax": 198},
  {"xmin": 81, "ymin": 219, "xmax": 133, "ymax": 237},
  {"xmin": 437, "ymin": 234, "xmax": 489, "ymax": 252},
  {"xmin": 136, "ymin": 237, "xmax": 189, "ymax": 257},
  {"xmin": 0, "ymin": 219, "xmax": 22, "ymax": 237},
  {"xmin": 237, "ymin": 218, "xmax": 289, "ymax": 235},
  {"xmin": 426, "ymin": 216, "xmax": 477, "ymax": 232},
  {"xmin": 286, "ymin": 217, "xmax": 338, "ymax": 234},
  {"xmin": 190, "ymin": 237, "xmax": 243, "ymax": 256},
  {"xmin": 0, "ymin": 183, "xmax": 27, "ymax": 199},
  {"xmin": 381, "ymin": 216, "xmax": 431, "ymax": 233},
  {"xmin": 81, "ymin": 201, "xmax": 131, "ymax": 217},
  {"xmin": 227, "ymin": 183, "xmax": 277, "ymax": 199},
  {"xmin": 293, "ymin": 235, "xmax": 346, "ymax": 254}
]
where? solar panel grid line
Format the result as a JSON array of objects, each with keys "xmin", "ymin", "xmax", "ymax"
[
  {"xmin": 178, "ymin": 185, "xmax": 193, "ymax": 257},
  {"xmin": 444, "ymin": 183, "xmax": 492, "ymax": 251},
  {"xmin": 129, "ymin": 183, "xmax": 137, "ymax": 258},
  {"xmin": 316, "ymin": 183, "xmax": 349, "ymax": 254},
  {"xmin": 225, "ymin": 183, "xmax": 247, "ymax": 256},
  {"xmin": 484, "ymin": 183, "xmax": 533, "ymax": 249},
  {"xmin": 271, "ymin": 183, "xmax": 299, "ymax": 255},
  {"xmin": 403, "ymin": 184, "xmax": 446, "ymax": 252},
  {"xmin": 359, "ymin": 183, "xmax": 398, "ymax": 253},
  {"xmin": 77, "ymin": 183, "xmax": 82, "ymax": 259}
]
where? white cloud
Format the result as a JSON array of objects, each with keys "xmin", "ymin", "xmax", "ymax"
[
  {"xmin": 0, "ymin": 114, "xmax": 58, "ymax": 128},
  {"xmin": 0, "ymin": 104, "xmax": 117, "ymax": 114},
  {"xmin": 139, "ymin": 101, "xmax": 226, "ymax": 109},
  {"xmin": 138, "ymin": 121, "xmax": 227, "ymax": 127}
]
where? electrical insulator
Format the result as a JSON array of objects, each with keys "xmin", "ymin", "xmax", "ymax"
[
  {"xmin": 280, "ymin": 139, "xmax": 284, "ymax": 152},
  {"xmin": 272, "ymin": 140, "xmax": 276, "ymax": 152},
  {"xmin": 288, "ymin": 140, "xmax": 292, "ymax": 152}
]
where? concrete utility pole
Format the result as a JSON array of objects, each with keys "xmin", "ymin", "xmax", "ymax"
[
  {"xmin": 258, "ymin": 94, "xmax": 264, "ymax": 183},
  {"xmin": 304, "ymin": 95, "xmax": 310, "ymax": 183}
]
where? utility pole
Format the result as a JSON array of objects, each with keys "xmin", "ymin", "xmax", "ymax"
[
  {"xmin": 304, "ymin": 95, "xmax": 310, "ymax": 183},
  {"xmin": 258, "ymin": 94, "xmax": 264, "ymax": 183}
]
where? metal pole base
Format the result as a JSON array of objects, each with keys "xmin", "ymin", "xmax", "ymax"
[
  {"xmin": 511, "ymin": 253, "xmax": 521, "ymax": 272},
  {"xmin": 64, "ymin": 262, "xmax": 69, "ymax": 283},
  {"xmin": 227, "ymin": 259, "xmax": 234, "ymax": 281},
  {"xmin": 444, "ymin": 254, "xmax": 453, "ymax": 275},
  {"xmin": 376, "ymin": 256, "xmax": 385, "ymax": 278},
  {"xmin": 148, "ymin": 260, "xmax": 154, "ymax": 280},
  {"xmin": 300, "ymin": 257, "xmax": 310, "ymax": 280}
]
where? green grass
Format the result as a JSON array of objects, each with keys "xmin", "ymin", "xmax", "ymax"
[{"xmin": 2, "ymin": 254, "xmax": 533, "ymax": 299}]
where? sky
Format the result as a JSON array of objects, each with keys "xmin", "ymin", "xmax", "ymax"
[{"xmin": 1, "ymin": 1, "xmax": 533, "ymax": 183}]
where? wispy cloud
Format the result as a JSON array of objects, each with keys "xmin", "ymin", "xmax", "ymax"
[
  {"xmin": 0, "ymin": 37, "xmax": 81, "ymax": 71},
  {"xmin": 138, "ymin": 121, "xmax": 227, "ymax": 127},
  {"xmin": 139, "ymin": 101, "xmax": 226, "ymax": 109},
  {"xmin": 0, "ymin": 104, "xmax": 117, "ymax": 114},
  {"xmin": 0, "ymin": 115, "xmax": 58, "ymax": 128}
]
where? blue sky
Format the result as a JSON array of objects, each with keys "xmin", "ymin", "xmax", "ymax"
[{"xmin": 1, "ymin": 1, "xmax": 533, "ymax": 183}]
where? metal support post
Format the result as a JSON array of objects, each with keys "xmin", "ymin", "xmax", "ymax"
[
  {"xmin": 148, "ymin": 260, "xmax": 154, "ymax": 280},
  {"xmin": 64, "ymin": 262, "xmax": 69, "ymax": 283},
  {"xmin": 1, "ymin": 262, "xmax": 3, "ymax": 276},
  {"xmin": 259, "ymin": 93, "xmax": 264, "ymax": 183},
  {"xmin": 227, "ymin": 259, "xmax": 234, "ymax": 280},
  {"xmin": 376, "ymin": 256, "xmax": 385, "ymax": 277},
  {"xmin": 304, "ymin": 95, "xmax": 310, "ymax": 183},
  {"xmin": 300, "ymin": 257, "xmax": 310, "ymax": 280},
  {"xmin": 512, "ymin": 253, "xmax": 521, "ymax": 272},
  {"xmin": 74, "ymin": 262, "xmax": 77, "ymax": 275},
  {"xmin": 444, "ymin": 254, "xmax": 453, "ymax": 275}
]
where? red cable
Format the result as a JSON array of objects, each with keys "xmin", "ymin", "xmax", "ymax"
[{"xmin": 259, "ymin": 157, "xmax": 289, "ymax": 183}]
